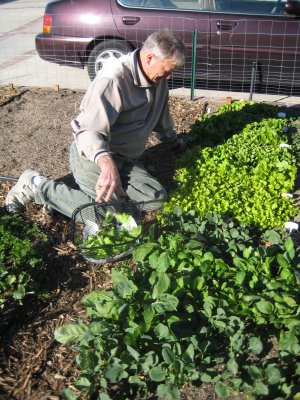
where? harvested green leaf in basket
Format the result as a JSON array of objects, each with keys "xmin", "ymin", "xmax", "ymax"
[{"xmin": 72, "ymin": 199, "xmax": 142, "ymax": 264}]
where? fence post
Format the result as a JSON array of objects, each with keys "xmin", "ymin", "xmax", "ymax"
[
  {"xmin": 249, "ymin": 61, "xmax": 257, "ymax": 101},
  {"xmin": 191, "ymin": 29, "xmax": 197, "ymax": 101}
]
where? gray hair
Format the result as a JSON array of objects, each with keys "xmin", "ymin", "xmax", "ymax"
[{"xmin": 142, "ymin": 30, "xmax": 185, "ymax": 67}]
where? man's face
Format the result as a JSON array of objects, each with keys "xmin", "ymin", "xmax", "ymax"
[{"xmin": 146, "ymin": 55, "xmax": 177, "ymax": 84}]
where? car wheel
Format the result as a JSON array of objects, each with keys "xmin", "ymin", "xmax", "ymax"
[{"xmin": 87, "ymin": 40, "xmax": 134, "ymax": 81}]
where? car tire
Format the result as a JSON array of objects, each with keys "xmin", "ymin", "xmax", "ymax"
[{"xmin": 87, "ymin": 40, "xmax": 134, "ymax": 81}]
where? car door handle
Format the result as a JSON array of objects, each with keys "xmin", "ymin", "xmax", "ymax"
[
  {"xmin": 217, "ymin": 21, "xmax": 238, "ymax": 31},
  {"xmin": 122, "ymin": 16, "xmax": 141, "ymax": 25}
]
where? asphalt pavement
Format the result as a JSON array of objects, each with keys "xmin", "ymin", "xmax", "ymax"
[{"xmin": 0, "ymin": 0, "xmax": 299, "ymax": 107}]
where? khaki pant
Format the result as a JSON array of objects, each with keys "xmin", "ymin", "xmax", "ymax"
[{"xmin": 35, "ymin": 142, "xmax": 167, "ymax": 218}]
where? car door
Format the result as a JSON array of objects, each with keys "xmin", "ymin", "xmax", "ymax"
[
  {"xmin": 111, "ymin": 0, "xmax": 211, "ymax": 84},
  {"xmin": 209, "ymin": 0, "xmax": 300, "ymax": 93}
]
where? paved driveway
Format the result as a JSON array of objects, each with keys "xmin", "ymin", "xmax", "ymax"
[{"xmin": 0, "ymin": 0, "xmax": 90, "ymax": 90}]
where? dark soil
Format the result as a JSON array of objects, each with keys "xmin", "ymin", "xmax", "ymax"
[{"xmin": 0, "ymin": 86, "xmax": 298, "ymax": 400}]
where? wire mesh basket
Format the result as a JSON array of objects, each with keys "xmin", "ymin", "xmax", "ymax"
[{"xmin": 72, "ymin": 199, "xmax": 142, "ymax": 264}]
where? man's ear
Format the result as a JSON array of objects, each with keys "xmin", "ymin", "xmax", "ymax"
[{"xmin": 146, "ymin": 52, "xmax": 156, "ymax": 66}]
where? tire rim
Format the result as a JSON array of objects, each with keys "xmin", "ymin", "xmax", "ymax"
[{"xmin": 94, "ymin": 49, "xmax": 124, "ymax": 75}]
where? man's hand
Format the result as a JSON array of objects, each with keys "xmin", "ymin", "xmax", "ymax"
[{"xmin": 96, "ymin": 155, "xmax": 127, "ymax": 202}]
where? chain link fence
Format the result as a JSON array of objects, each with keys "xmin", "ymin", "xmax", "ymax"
[{"xmin": 1, "ymin": 5, "xmax": 300, "ymax": 99}]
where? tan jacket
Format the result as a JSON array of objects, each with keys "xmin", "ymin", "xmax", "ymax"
[{"xmin": 71, "ymin": 49, "xmax": 177, "ymax": 164}]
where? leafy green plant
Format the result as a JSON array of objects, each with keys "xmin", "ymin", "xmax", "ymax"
[
  {"xmin": 0, "ymin": 213, "xmax": 47, "ymax": 308},
  {"xmin": 189, "ymin": 101, "xmax": 280, "ymax": 148},
  {"xmin": 163, "ymin": 102, "xmax": 298, "ymax": 229},
  {"xmin": 81, "ymin": 212, "xmax": 142, "ymax": 261},
  {"xmin": 55, "ymin": 208, "xmax": 300, "ymax": 399}
]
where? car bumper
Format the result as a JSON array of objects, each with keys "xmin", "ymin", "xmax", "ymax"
[{"xmin": 35, "ymin": 33, "xmax": 93, "ymax": 68}]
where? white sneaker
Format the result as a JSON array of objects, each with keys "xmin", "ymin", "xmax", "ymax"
[{"xmin": 5, "ymin": 169, "xmax": 43, "ymax": 213}]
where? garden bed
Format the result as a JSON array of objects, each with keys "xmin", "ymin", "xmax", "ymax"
[{"xmin": 0, "ymin": 87, "xmax": 299, "ymax": 400}]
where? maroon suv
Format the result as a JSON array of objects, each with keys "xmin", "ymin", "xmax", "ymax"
[{"xmin": 35, "ymin": 0, "xmax": 300, "ymax": 93}]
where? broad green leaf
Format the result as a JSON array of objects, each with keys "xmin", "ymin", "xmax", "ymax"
[
  {"xmin": 128, "ymin": 375, "xmax": 146, "ymax": 387},
  {"xmin": 265, "ymin": 366, "xmax": 281, "ymax": 385},
  {"xmin": 6, "ymin": 274, "xmax": 16, "ymax": 285},
  {"xmin": 281, "ymin": 382, "xmax": 292, "ymax": 396},
  {"xmin": 284, "ymin": 237, "xmax": 295, "ymax": 259},
  {"xmin": 280, "ymin": 328, "xmax": 300, "ymax": 355},
  {"xmin": 256, "ymin": 300, "xmax": 274, "ymax": 315},
  {"xmin": 92, "ymin": 298, "xmax": 123, "ymax": 320},
  {"xmin": 13, "ymin": 285, "xmax": 25, "ymax": 300},
  {"xmin": 155, "ymin": 323, "xmax": 169, "ymax": 339},
  {"xmin": 173, "ymin": 206, "xmax": 183, "ymax": 217},
  {"xmin": 81, "ymin": 290, "xmax": 116, "ymax": 308},
  {"xmin": 217, "ymin": 308, "xmax": 225, "ymax": 316},
  {"xmin": 157, "ymin": 383, "xmax": 180, "ymax": 400},
  {"xmin": 201, "ymin": 373, "xmax": 212, "ymax": 382},
  {"xmin": 243, "ymin": 247, "xmax": 253, "ymax": 259},
  {"xmin": 243, "ymin": 295, "xmax": 261, "ymax": 302},
  {"xmin": 104, "ymin": 363, "xmax": 128, "ymax": 383},
  {"xmin": 153, "ymin": 294, "xmax": 179, "ymax": 313},
  {"xmin": 230, "ymin": 228, "xmax": 239, "ymax": 238},
  {"xmin": 141, "ymin": 351, "xmax": 158, "ymax": 374},
  {"xmin": 214, "ymin": 320, "xmax": 226, "ymax": 330},
  {"xmin": 149, "ymin": 250, "xmax": 160, "ymax": 269},
  {"xmin": 100, "ymin": 377, "xmax": 107, "ymax": 388},
  {"xmin": 124, "ymin": 323, "xmax": 141, "ymax": 346},
  {"xmin": 262, "ymin": 230, "xmax": 281, "ymax": 245},
  {"xmin": 152, "ymin": 272, "xmax": 170, "ymax": 299},
  {"xmin": 282, "ymin": 295, "xmax": 297, "ymax": 308},
  {"xmin": 231, "ymin": 378, "xmax": 243, "ymax": 389},
  {"xmin": 61, "ymin": 388, "xmax": 80, "ymax": 400},
  {"xmin": 162, "ymin": 346, "xmax": 176, "ymax": 364},
  {"xmin": 127, "ymin": 345, "xmax": 139, "ymax": 361},
  {"xmin": 141, "ymin": 351, "xmax": 156, "ymax": 373},
  {"xmin": 235, "ymin": 271, "xmax": 245, "ymax": 285},
  {"xmin": 280, "ymin": 268, "xmax": 292, "ymax": 281},
  {"xmin": 156, "ymin": 252, "xmax": 171, "ymax": 272},
  {"xmin": 203, "ymin": 251, "xmax": 214, "ymax": 261},
  {"xmin": 76, "ymin": 376, "xmax": 91, "ymax": 389},
  {"xmin": 276, "ymin": 253, "xmax": 290, "ymax": 269},
  {"xmin": 133, "ymin": 242, "xmax": 157, "ymax": 262},
  {"xmin": 54, "ymin": 322, "xmax": 89, "ymax": 344},
  {"xmin": 194, "ymin": 276, "xmax": 205, "ymax": 291},
  {"xmin": 76, "ymin": 348, "xmax": 98, "ymax": 371},
  {"xmin": 255, "ymin": 382, "xmax": 269, "ymax": 396},
  {"xmin": 227, "ymin": 358, "xmax": 238, "ymax": 375},
  {"xmin": 215, "ymin": 381, "xmax": 230, "ymax": 398},
  {"xmin": 186, "ymin": 239, "xmax": 202, "ymax": 249},
  {"xmin": 111, "ymin": 270, "xmax": 138, "ymax": 298},
  {"xmin": 248, "ymin": 337, "xmax": 263, "ymax": 355},
  {"xmin": 247, "ymin": 365, "xmax": 262, "ymax": 379},
  {"xmin": 143, "ymin": 305, "xmax": 155, "ymax": 332},
  {"xmin": 183, "ymin": 343, "xmax": 195, "ymax": 362},
  {"xmin": 149, "ymin": 366, "xmax": 165, "ymax": 382}
]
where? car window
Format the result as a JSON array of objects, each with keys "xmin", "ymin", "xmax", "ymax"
[
  {"xmin": 213, "ymin": 0, "xmax": 288, "ymax": 15},
  {"xmin": 119, "ymin": 0, "xmax": 145, "ymax": 6},
  {"xmin": 144, "ymin": 0, "xmax": 206, "ymax": 11}
]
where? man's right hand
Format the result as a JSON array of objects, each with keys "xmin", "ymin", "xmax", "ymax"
[{"xmin": 95, "ymin": 155, "xmax": 127, "ymax": 202}]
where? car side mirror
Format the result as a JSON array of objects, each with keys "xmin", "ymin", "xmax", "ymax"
[{"xmin": 285, "ymin": 0, "xmax": 300, "ymax": 15}]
